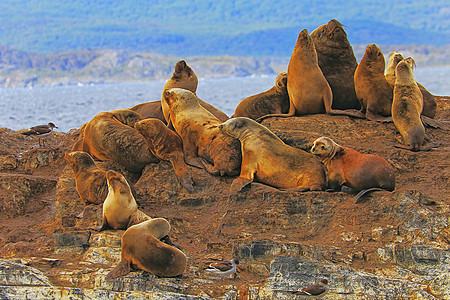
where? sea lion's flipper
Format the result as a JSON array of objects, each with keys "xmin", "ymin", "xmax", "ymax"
[
  {"xmin": 170, "ymin": 157, "xmax": 195, "ymax": 192},
  {"xmin": 179, "ymin": 175, "xmax": 194, "ymax": 192},
  {"xmin": 421, "ymin": 116, "xmax": 442, "ymax": 129},
  {"xmin": 255, "ymin": 112, "xmax": 295, "ymax": 123},
  {"xmin": 386, "ymin": 142, "xmax": 414, "ymax": 151},
  {"xmin": 230, "ymin": 177, "xmax": 253, "ymax": 193},
  {"xmin": 328, "ymin": 109, "xmax": 365, "ymax": 119},
  {"xmin": 184, "ymin": 155, "xmax": 205, "ymax": 169},
  {"xmin": 366, "ymin": 111, "xmax": 393, "ymax": 123},
  {"xmin": 89, "ymin": 214, "xmax": 109, "ymax": 231},
  {"xmin": 420, "ymin": 141, "xmax": 442, "ymax": 151},
  {"xmin": 127, "ymin": 210, "xmax": 152, "ymax": 228},
  {"xmin": 106, "ymin": 260, "xmax": 131, "ymax": 280},
  {"xmin": 354, "ymin": 187, "xmax": 386, "ymax": 203}
]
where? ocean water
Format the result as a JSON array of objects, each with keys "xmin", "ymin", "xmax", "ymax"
[{"xmin": 0, "ymin": 67, "xmax": 449, "ymax": 133}]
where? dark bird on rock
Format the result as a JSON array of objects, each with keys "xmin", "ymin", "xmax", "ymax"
[
  {"xmin": 293, "ymin": 279, "xmax": 329, "ymax": 297},
  {"xmin": 205, "ymin": 258, "xmax": 239, "ymax": 277},
  {"xmin": 22, "ymin": 122, "xmax": 58, "ymax": 146}
]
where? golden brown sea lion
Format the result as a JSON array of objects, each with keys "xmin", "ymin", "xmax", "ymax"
[
  {"xmin": 232, "ymin": 72, "xmax": 289, "ymax": 120},
  {"xmin": 311, "ymin": 136, "xmax": 395, "ymax": 203},
  {"xmin": 391, "ymin": 58, "xmax": 441, "ymax": 151},
  {"xmin": 106, "ymin": 218, "xmax": 187, "ymax": 279},
  {"xmin": 385, "ymin": 51, "xmax": 437, "ymax": 119},
  {"xmin": 163, "ymin": 88, "xmax": 241, "ymax": 176},
  {"xmin": 134, "ymin": 118, "xmax": 194, "ymax": 192},
  {"xmin": 219, "ymin": 117, "xmax": 326, "ymax": 193},
  {"xmin": 72, "ymin": 109, "xmax": 159, "ymax": 173},
  {"xmin": 310, "ymin": 19, "xmax": 360, "ymax": 110},
  {"xmin": 95, "ymin": 170, "xmax": 151, "ymax": 231},
  {"xmin": 354, "ymin": 44, "xmax": 393, "ymax": 121},
  {"xmin": 129, "ymin": 100, "xmax": 165, "ymax": 122},
  {"xmin": 65, "ymin": 151, "xmax": 108, "ymax": 205},
  {"xmin": 257, "ymin": 29, "xmax": 358, "ymax": 122}
]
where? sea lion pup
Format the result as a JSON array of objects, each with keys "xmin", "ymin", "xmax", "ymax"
[
  {"xmin": 256, "ymin": 29, "xmax": 358, "ymax": 122},
  {"xmin": 163, "ymin": 88, "xmax": 241, "ymax": 177},
  {"xmin": 106, "ymin": 218, "xmax": 187, "ymax": 279},
  {"xmin": 95, "ymin": 170, "xmax": 151, "ymax": 231},
  {"xmin": 310, "ymin": 19, "xmax": 360, "ymax": 110},
  {"xmin": 65, "ymin": 151, "xmax": 108, "ymax": 205},
  {"xmin": 354, "ymin": 44, "xmax": 393, "ymax": 121},
  {"xmin": 385, "ymin": 52, "xmax": 437, "ymax": 119},
  {"xmin": 311, "ymin": 137, "xmax": 395, "ymax": 203},
  {"xmin": 72, "ymin": 109, "xmax": 159, "ymax": 173},
  {"xmin": 219, "ymin": 117, "xmax": 326, "ymax": 193},
  {"xmin": 232, "ymin": 72, "xmax": 289, "ymax": 120},
  {"xmin": 391, "ymin": 58, "xmax": 441, "ymax": 151},
  {"xmin": 134, "ymin": 118, "xmax": 194, "ymax": 192}
]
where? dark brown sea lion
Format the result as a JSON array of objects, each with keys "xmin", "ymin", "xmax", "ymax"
[
  {"xmin": 354, "ymin": 44, "xmax": 393, "ymax": 121},
  {"xmin": 385, "ymin": 51, "xmax": 437, "ymax": 119},
  {"xmin": 232, "ymin": 72, "xmax": 289, "ymax": 120},
  {"xmin": 219, "ymin": 117, "xmax": 326, "ymax": 193},
  {"xmin": 163, "ymin": 88, "xmax": 241, "ymax": 177},
  {"xmin": 134, "ymin": 118, "xmax": 194, "ymax": 192},
  {"xmin": 106, "ymin": 218, "xmax": 187, "ymax": 279},
  {"xmin": 72, "ymin": 109, "xmax": 159, "ymax": 173},
  {"xmin": 310, "ymin": 19, "xmax": 360, "ymax": 110},
  {"xmin": 311, "ymin": 136, "xmax": 395, "ymax": 203}
]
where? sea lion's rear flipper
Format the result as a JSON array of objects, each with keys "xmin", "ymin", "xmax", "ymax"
[
  {"xmin": 230, "ymin": 177, "xmax": 254, "ymax": 193},
  {"xmin": 353, "ymin": 187, "xmax": 386, "ymax": 203},
  {"xmin": 420, "ymin": 141, "xmax": 442, "ymax": 151},
  {"xmin": 255, "ymin": 112, "xmax": 295, "ymax": 123},
  {"xmin": 421, "ymin": 116, "xmax": 442, "ymax": 129},
  {"xmin": 106, "ymin": 260, "xmax": 131, "ymax": 280},
  {"xmin": 89, "ymin": 215, "xmax": 109, "ymax": 231},
  {"xmin": 328, "ymin": 109, "xmax": 365, "ymax": 119},
  {"xmin": 127, "ymin": 210, "xmax": 152, "ymax": 228}
]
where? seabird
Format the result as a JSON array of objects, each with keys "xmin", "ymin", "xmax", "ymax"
[
  {"xmin": 293, "ymin": 279, "xmax": 329, "ymax": 297},
  {"xmin": 205, "ymin": 258, "xmax": 239, "ymax": 278},
  {"xmin": 21, "ymin": 122, "xmax": 58, "ymax": 146}
]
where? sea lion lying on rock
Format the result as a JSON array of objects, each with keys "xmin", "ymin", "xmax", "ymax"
[{"xmin": 311, "ymin": 136, "xmax": 395, "ymax": 203}]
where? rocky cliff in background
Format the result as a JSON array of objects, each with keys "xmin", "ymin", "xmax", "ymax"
[
  {"xmin": 0, "ymin": 45, "xmax": 449, "ymax": 88},
  {"xmin": 0, "ymin": 95, "xmax": 448, "ymax": 299}
]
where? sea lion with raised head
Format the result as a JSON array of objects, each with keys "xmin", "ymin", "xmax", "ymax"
[
  {"xmin": 311, "ymin": 19, "xmax": 360, "ymax": 110},
  {"xmin": 134, "ymin": 118, "xmax": 194, "ymax": 192},
  {"xmin": 385, "ymin": 51, "xmax": 437, "ymax": 119},
  {"xmin": 354, "ymin": 44, "xmax": 393, "ymax": 121},
  {"xmin": 95, "ymin": 170, "xmax": 151, "ymax": 231},
  {"xmin": 232, "ymin": 72, "xmax": 289, "ymax": 120},
  {"xmin": 106, "ymin": 218, "xmax": 187, "ymax": 279},
  {"xmin": 72, "ymin": 109, "xmax": 159, "ymax": 173},
  {"xmin": 163, "ymin": 88, "xmax": 241, "ymax": 176},
  {"xmin": 219, "ymin": 117, "xmax": 326, "ymax": 193},
  {"xmin": 311, "ymin": 136, "xmax": 395, "ymax": 203}
]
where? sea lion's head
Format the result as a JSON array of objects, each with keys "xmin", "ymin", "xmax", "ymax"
[
  {"xmin": 134, "ymin": 118, "xmax": 165, "ymax": 138},
  {"xmin": 362, "ymin": 44, "xmax": 385, "ymax": 73},
  {"xmin": 106, "ymin": 170, "xmax": 129, "ymax": 195},
  {"xmin": 109, "ymin": 109, "xmax": 143, "ymax": 127},
  {"xmin": 395, "ymin": 57, "xmax": 416, "ymax": 84},
  {"xmin": 311, "ymin": 19, "xmax": 349, "ymax": 47},
  {"xmin": 219, "ymin": 117, "xmax": 256, "ymax": 139},
  {"xmin": 163, "ymin": 88, "xmax": 199, "ymax": 111},
  {"xmin": 65, "ymin": 151, "xmax": 96, "ymax": 170},
  {"xmin": 275, "ymin": 72, "xmax": 288, "ymax": 92},
  {"xmin": 311, "ymin": 136, "xmax": 339, "ymax": 160}
]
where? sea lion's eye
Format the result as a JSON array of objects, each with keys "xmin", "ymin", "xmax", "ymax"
[
  {"xmin": 321, "ymin": 145, "xmax": 325, "ymax": 150},
  {"xmin": 319, "ymin": 29, "xmax": 326, "ymax": 37}
]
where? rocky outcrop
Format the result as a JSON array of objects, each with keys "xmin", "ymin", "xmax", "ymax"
[{"xmin": 0, "ymin": 98, "xmax": 449, "ymax": 299}]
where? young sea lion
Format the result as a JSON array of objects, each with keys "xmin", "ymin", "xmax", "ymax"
[
  {"xmin": 134, "ymin": 118, "xmax": 194, "ymax": 192},
  {"xmin": 163, "ymin": 88, "xmax": 241, "ymax": 177},
  {"xmin": 232, "ymin": 72, "xmax": 289, "ymax": 120},
  {"xmin": 311, "ymin": 136, "xmax": 395, "ymax": 203},
  {"xmin": 106, "ymin": 218, "xmax": 187, "ymax": 279},
  {"xmin": 219, "ymin": 117, "xmax": 326, "ymax": 193},
  {"xmin": 310, "ymin": 19, "xmax": 360, "ymax": 110},
  {"xmin": 354, "ymin": 44, "xmax": 394, "ymax": 122}
]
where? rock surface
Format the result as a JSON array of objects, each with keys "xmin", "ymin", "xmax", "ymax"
[{"xmin": 0, "ymin": 96, "xmax": 448, "ymax": 299}]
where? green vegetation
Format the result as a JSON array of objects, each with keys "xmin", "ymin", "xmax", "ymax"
[{"xmin": 0, "ymin": 0, "xmax": 448, "ymax": 56}]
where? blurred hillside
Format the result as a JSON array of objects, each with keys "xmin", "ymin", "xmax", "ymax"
[{"xmin": 0, "ymin": 0, "xmax": 448, "ymax": 56}]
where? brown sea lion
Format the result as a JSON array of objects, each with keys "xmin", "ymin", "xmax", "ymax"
[
  {"xmin": 163, "ymin": 88, "xmax": 241, "ymax": 176},
  {"xmin": 134, "ymin": 118, "xmax": 194, "ymax": 192},
  {"xmin": 354, "ymin": 44, "xmax": 393, "ymax": 121},
  {"xmin": 72, "ymin": 109, "xmax": 159, "ymax": 173},
  {"xmin": 106, "ymin": 218, "xmax": 187, "ymax": 279},
  {"xmin": 310, "ymin": 19, "xmax": 360, "ymax": 110},
  {"xmin": 129, "ymin": 100, "xmax": 165, "ymax": 122},
  {"xmin": 311, "ymin": 136, "xmax": 395, "ymax": 203},
  {"xmin": 232, "ymin": 72, "xmax": 289, "ymax": 120},
  {"xmin": 385, "ymin": 51, "xmax": 437, "ymax": 119},
  {"xmin": 65, "ymin": 151, "xmax": 108, "ymax": 205},
  {"xmin": 219, "ymin": 117, "xmax": 326, "ymax": 193},
  {"xmin": 257, "ymin": 29, "xmax": 358, "ymax": 122},
  {"xmin": 391, "ymin": 58, "xmax": 441, "ymax": 151},
  {"xmin": 95, "ymin": 170, "xmax": 151, "ymax": 231}
]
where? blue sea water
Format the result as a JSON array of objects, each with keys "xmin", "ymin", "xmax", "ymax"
[{"xmin": 0, "ymin": 67, "xmax": 449, "ymax": 133}]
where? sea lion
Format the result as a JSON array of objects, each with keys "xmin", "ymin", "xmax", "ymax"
[
  {"xmin": 72, "ymin": 109, "xmax": 159, "ymax": 173},
  {"xmin": 163, "ymin": 88, "xmax": 241, "ymax": 176},
  {"xmin": 354, "ymin": 44, "xmax": 393, "ymax": 121},
  {"xmin": 129, "ymin": 100, "xmax": 165, "ymax": 122},
  {"xmin": 311, "ymin": 136, "xmax": 395, "ymax": 203},
  {"xmin": 391, "ymin": 58, "xmax": 440, "ymax": 151},
  {"xmin": 256, "ymin": 29, "xmax": 358, "ymax": 122},
  {"xmin": 65, "ymin": 151, "xmax": 108, "ymax": 205},
  {"xmin": 106, "ymin": 218, "xmax": 187, "ymax": 279},
  {"xmin": 134, "ymin": 118, "xmax": 194, "ymax": 192},
  {"xmin": 232, "ymin": 72, "xmax": 290, "ymax": 120},
  {"xmin": 385, "ymin": 51, "xmax": 437, "ymax": 119},
  {"xmin": 219, "ymin": 117, "xmax": 326, "ymax": 193},
  {"xmin": 310, "ymin": 19, "xmax": 360, "ymax": 110},
  {"xmin": 95, "ymin": 170, "xmax": 151, "ymax": 231}
]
